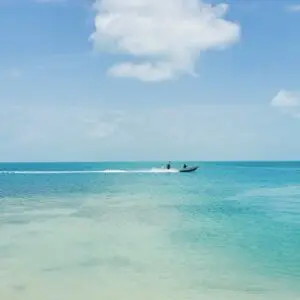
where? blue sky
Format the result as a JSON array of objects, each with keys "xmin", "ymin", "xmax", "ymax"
[{"xmin": 1, "ymin": 0, "xmax": 300, "ymax": 161}]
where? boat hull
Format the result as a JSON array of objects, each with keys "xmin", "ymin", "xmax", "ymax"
[{"xmin": 179, "ymin": 166, "xmax": 198, "ymax": 173}]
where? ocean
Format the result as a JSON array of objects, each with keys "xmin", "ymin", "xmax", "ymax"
[{"xmin": 0, "ymin": 161, "xmax": 300, "ymax": 300}]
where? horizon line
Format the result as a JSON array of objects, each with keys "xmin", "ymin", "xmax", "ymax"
[{"xmin": 0, "ymin": 160, "xmax": 300, "ymax": 164}]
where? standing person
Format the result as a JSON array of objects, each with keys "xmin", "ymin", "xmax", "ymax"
[{"xmin": 166, "ymin": 161, "xmax": 171, "ymax": 169}]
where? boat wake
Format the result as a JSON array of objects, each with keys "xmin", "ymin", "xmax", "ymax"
[
  {"xmin": 0, "ymin": 168, "xmax": 179, "ymax": 175},
  {"xmin": 103, "ymin": 168, "xmax": 179, "ymax": 174}
]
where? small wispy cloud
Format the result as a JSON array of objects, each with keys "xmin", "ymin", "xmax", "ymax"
[
  {"xmin": 80, "ymin": 110, "xmax": 124, "ymax": 139},
  {"xmin": 9, "ymin": 68, "xmax": 21, "ymax": 78},
  {"xmin": 2, "ymin": 104, "xmax": 291, "ymax": 161},
  {"xmin": 271, "ymin": 90, "xmax": 300, "ymax": 118},
  {"xmin": 0, "ymin": 105, "xmax": 124, "ymax": 161},
  {"xmin": 91, "ymin": 0, "xmax": 241, "ymax": 82},
  {"xmin": 0, "ymin": 68, "xmax": 22, "ymax": 79},
  {"xmin": 286, "ymin": 4, "xmax": 300, "ymax": 12}
]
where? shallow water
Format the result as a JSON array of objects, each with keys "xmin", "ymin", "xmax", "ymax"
[{"xmin": 0, "ymin": 162, "xmax": 300, "ymax": 299}]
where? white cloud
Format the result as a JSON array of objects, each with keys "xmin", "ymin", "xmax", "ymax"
[
  {"xmin": 271, "ymin": 90, "xmax": 300, "ymax": 118},
  {"xmin": 271, "ymin": 90, "xmax": 300, "ymax": 108},
  {"xmin": 91, "ymin": 0, "xmax": 241, "ymax": 82},
  {"xmin": 286, "ymin": 4, "xmax": 300, "ymax": 12},
  {"xmin": 108, "ymin": 62, "xmax": 175, "ymax": 81}
]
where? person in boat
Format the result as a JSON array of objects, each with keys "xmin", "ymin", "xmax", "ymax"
[
  {"xmin": 166, "ymin": 161, "xmax": 171, "ymax": 169},
  {"xmin": 183, "ymin": 163, "xmax": 187, "ymax": 169}
]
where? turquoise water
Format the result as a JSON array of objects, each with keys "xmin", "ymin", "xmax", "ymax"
[{"xmin": 0, "ymin": 162, "xmax": 300, "ymax": 300}]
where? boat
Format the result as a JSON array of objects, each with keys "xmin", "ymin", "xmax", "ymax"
[{"xmin": 179, "ymin": 166, "xmax": 198, "ymax": 173}]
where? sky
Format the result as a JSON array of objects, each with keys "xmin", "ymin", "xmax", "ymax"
[{"xmin": 0, "ymin": 0, "xmax": 300, "ymax": 161}]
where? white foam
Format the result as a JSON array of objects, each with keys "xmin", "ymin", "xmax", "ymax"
[
  {"xmin": 103, "ymin": 168, "xmax": 178, "ymax": 174},
  {"xmin": 0, "ymin": 168, "xmax": 179, "ymax": 175},
  {"xmin": 0, "ymin": 170, "xmax": 102, "ymax": 175}
]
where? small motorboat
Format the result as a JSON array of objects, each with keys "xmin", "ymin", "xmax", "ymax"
[{"xmin": 179, "ymin": 166, "xmax": 198, "ymax": 173}]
